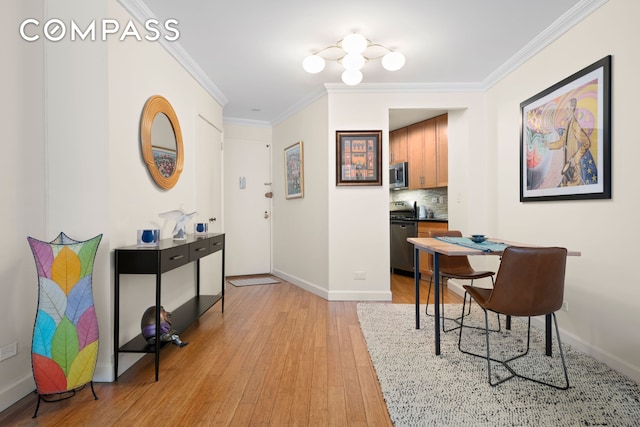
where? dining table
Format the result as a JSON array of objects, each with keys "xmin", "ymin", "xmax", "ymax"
[{"xmin": 407, "ymin": 236, "xmax": 581, "ymax": 356}]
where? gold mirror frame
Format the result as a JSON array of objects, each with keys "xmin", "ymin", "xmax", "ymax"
[{"xmin": 140, "ymin": 95, "xmax": 184, "ymax": 190}]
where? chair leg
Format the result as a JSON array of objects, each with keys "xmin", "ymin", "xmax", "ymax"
[
  {"xmin": 461, "ymin": 311, "xmax": 569, "ymax": 389},
  {"xmin": 428, "ymin": 276, "xmax": 501, "ymax": 333},
  {"xmin": 426, "ymin": 276, "xmax": 470, "ymax": 332}
]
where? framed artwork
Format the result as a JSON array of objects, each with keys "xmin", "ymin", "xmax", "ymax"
[
  {"xmin": 336, "ymin": 130, "xmax": 382, "ymax": 186},
  {"xmin": 284, "ymin": 141, "xmax": 304, "ymax": 199},
  {"xmin": 520, "ymin": 55, "xmax": 611, "ymax": 202}
]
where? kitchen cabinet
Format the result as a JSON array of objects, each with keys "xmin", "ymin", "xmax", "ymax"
[
  {"xmin": 407, "ymin": 122, "xmax": 425, "ymax": 189},
  {"xmin": 436, "ymin": 114, "xmax": 448, "ymax": 187},
  {"xmin": 389, "ymin": 127, "xmax": 408, "ymax": 164},
  {"xmin": 418, "ymin": 221, "xmax": 448, "ymax": 278},
  {"xmin": 405, "ymin": 114, "xmax": 448, "ymax": 189}
]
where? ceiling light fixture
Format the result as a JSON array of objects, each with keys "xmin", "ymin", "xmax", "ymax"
[{"xmin": 302, "ymin": 33, "xmax": 405, "ymax": 85}]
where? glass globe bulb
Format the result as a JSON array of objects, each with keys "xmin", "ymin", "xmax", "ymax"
[
  {"xmin": 341, "ymin": 53, "xmax": 366, "ymax": 71},
  {"xmin": 303, "ymin": 55, "xmax": 325, "ymax": 73},
  {"xmin": 341, "ymin": 34, "xmax": 368, "ymax": 54},
  {"xmin": 382, "ymin": 51, "xmax": 405, "ymax": 71},
  {"xmin": 341, "ymin": 69, "xmax": 363, "ymax": 85}
]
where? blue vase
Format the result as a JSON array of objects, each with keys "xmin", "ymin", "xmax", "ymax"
[{"xmin": 141, "ymin": 229, "xmax": 155, "ymax": 243}]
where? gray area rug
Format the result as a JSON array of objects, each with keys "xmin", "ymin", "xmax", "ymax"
[
  {"xmin": 357, "ymin": 303, "xmax": 640, "ymax": 426},
  {"xmin": 228, "ymin": 276, "xmax": 280, "ymax": 287}
]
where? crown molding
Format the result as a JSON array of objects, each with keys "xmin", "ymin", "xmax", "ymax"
[
  {"xmin": 482, "ymin": 0, "xmax": 608, "ymax": 88},
  {"xmin": 117, "ymin": 0, "xmax": 228, "ymax": 107},
  {"xmin": 222, "ymin": 117, "xmax": 273, "ymax": 128}
]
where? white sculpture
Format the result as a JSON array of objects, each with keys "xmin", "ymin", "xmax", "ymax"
[{"xmin": 159, "ymin": 208, "xmax": 197, "ymax": 240}]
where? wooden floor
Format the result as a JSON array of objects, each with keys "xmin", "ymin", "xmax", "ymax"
[{"xmin": 0, "ymin": 273, "xmax": 460, "ymax": 426}]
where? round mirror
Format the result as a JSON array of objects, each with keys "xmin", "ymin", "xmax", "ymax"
[{"xmin": 140, "ymin": 95, "xmax": 184, "ymax": 189}]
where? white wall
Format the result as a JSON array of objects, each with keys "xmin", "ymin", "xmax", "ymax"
[
  {"xmin": 272, "ymin": 97, "xmax": 330, "ymax": 297},
  {"xmin": 0, "ymin": 0, "xmax": 47, "ymax": 411},
  {"xmin": 487, "ymin": 0, "xmax": 640, "ymax": 382}
]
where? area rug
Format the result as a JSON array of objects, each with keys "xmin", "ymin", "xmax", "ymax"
[
  {"xmin": 357, "ymin": 303, "xmax": 640, "ymax": 426},
  {"xmin": 228, "ymin": 276, "xmax": 280, "ymax": 287}
]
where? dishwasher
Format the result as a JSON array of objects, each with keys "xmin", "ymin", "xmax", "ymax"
[{"xmin": 390, "ymin": 201, "xmax": 418, "ymax": 274}]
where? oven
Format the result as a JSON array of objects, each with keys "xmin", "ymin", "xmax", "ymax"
[{"xmin": 390, "ymin": 201, "xmax": 418, "ymax": 274}]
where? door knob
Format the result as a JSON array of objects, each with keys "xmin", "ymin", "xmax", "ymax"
[
  {"xmin": 209, "ymin": 217, "xmax": 216, "ymax": 222},
  {"xmin": 264, "ymin": 211, "xmax": 270, "ymax": 219}
]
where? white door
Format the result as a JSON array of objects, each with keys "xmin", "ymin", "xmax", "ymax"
[
  {"xmin": 224, "ymin": 139, "xmax": 271, "ymax": 275},
  {"xmin": 196, "ymin": 115, "xmax": 223, "ymax": 294}
]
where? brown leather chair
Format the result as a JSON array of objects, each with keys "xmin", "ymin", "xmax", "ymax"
[
  {"xmin": 458, "ymin": 246, "xmax": 569, "ymax": 389},
  {"xmin": 425, "ymin": 230, "xmax": 497, "ymax": 332}
]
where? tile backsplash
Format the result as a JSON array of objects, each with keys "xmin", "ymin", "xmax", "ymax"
[{"xmin": 390, "ymin": 187, "xmax": 448, "ymax": 219}]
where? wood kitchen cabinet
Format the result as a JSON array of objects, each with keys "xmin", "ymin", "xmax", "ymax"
[
  {"xmin": 407, "ymin": 122, "xmax": 425, "ymax": 189},
  {"xmin": 418, "ymin": 221, "xmax": 448, "ymax": 278},
  {"xmin": 404, "ymin": 114, "xmax": 448, "ymax": 189},
  {"xmin": 389, "ymin": 127, "xmax": 408, "ymax": 164},
  {"xmin": 436, "ymin": 114, "xmax": 448, "ymax": 187}
]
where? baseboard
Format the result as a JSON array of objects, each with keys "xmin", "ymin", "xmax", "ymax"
[
  {"xmin": 271, "ymin": 270, "xmax": 392, "ymax": 301},
  {"xmin": 0, "ymin": 374, "xmax": 34, "ymax": 413},
  {"xmin": 271, "ymin": 270, "xmax": 329, "ymax": 300}
]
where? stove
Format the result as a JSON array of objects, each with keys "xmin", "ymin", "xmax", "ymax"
[
  {"xmin": 389, "ymin": 201, "xmax": 417, "ymax": 222},
  {"xmin": 389, "ymin": 201, "xmax": 418, "ymax": 273}
]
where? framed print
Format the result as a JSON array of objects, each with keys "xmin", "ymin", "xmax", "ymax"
[
  {"xmin": 520, "ymin": 55, "xmax": 611, "ymax": 202},
  {"xmin": 284, "ymin": 141, "xmax": 304, "ymax": 199},
  {"xmin": 336, "ymin": 130, "xmax": 382, "ymax": 186}
]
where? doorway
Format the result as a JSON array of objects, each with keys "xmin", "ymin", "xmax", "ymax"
[{"xmin": 224, "ymin": 138, "xmax": 272, "ymax": 275}]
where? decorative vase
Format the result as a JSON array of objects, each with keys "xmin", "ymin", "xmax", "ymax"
[{"xmin": 27, "ymin": 232, "xmax": 102, "ymax": 418}]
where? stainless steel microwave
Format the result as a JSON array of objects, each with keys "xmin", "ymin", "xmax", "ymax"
[{"xmin": 389, "ymin": 162, "xmax": 408, "ymax": 189}]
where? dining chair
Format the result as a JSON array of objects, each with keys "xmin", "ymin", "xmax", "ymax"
[
  {"xmin": 425, "ymin": 230, "xmax": 498, "ymax": 332},
  {"xmin": 457, "ymin": 246, "xmax": 569, "ymax": 389}
]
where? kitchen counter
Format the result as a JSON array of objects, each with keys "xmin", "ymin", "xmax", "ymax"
[{"xmin": 417, "ymin": 218, "xmax": 448, "ymax": 223}]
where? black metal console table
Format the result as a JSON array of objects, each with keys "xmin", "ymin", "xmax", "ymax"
[{"xmin": 113, "ymin": 233, "xmax": 225, "ymax": 381}]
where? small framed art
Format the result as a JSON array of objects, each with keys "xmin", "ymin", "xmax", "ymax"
[
  {"xmin": 284, "ymin": 141, "xmax": 304, "ymax": 199},
  {"xmin": 336, "ymin": 130, "xmax": 382, "ymax": 186}
]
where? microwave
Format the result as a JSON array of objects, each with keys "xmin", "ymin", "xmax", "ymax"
[{"xmin": 389, "ymin": 162, "xmax": 408, "ymax": 189}]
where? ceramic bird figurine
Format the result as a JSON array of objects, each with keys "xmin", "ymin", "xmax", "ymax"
[{"xmin": 159, "ymin": 208, "xmax": 197, "ymax": 240}]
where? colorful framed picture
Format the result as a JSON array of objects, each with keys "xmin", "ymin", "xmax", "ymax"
[
  {"xmin": 520, "ymin": 55, "xmax": 611, "ymax": 202},
  {"xmin": 284, "ymin": 141, "xmax": 304, "ymax": 199},
  {"xmin": 336, "ymin": 130, "xmax": 382, "ymax": 186}
]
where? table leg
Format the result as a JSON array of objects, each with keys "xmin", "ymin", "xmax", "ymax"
[
  {"xmin": 545, "ymin": 313, "xmax": 552, "ymax": 356},
  {"xmin": 433, "ymin": 252, "xmax": 441, "ymax": 355},
  {"xmin": 414, "ymin": 246, "xmax": 420, "ymax": 330}
]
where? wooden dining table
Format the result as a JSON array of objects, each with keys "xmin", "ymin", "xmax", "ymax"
[{"xmin": 407, "ymin": 237, "xmax": 581, "ymax": 356}]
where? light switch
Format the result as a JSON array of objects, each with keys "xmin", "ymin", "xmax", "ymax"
[{"xmin": 239, "ymin": 176, "xmax": 246, "ymax": 189}]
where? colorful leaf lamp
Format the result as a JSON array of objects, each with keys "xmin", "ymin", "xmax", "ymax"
[{"xmin": 27, "ymin": 232, "xmax": 102, "ymax": 418}]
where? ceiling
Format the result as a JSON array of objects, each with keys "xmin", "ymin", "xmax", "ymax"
[{"xmin": 129, "ymin": 0, "xmax": 597, "ymax": 128}]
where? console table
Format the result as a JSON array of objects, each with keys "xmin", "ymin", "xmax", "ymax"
[{"xmin": 113, "ymin": 233, "xmax": 225, "ymax": 381}]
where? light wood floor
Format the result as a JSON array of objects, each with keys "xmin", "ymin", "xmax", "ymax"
[{"xmin": 0, "ymin": 273, "xmax": 460, "ymax": 426}]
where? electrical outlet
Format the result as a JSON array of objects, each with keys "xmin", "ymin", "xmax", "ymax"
[
  {"xmin": 431, "ymin": 197, "xmax": 438, "ymax": 203},
  {"xmin": 562, "ymin": 301, "xmax": 569, "ymax": 312},
  {"xmin": 0, "ymin": 341, "xmax": 17, "ymax": 361},
  {"xmin": 354, "ymin": 271, "xmax": 366, "ymax": 280}
]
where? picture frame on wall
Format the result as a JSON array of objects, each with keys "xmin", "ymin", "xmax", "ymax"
[
  {"xmin": 336, "ymin": 130, "xmax": 382, "ymax": 186},
  {"xmin": 520, "ymin": 55, "xmax": 611, "ymax": 202},
  {"xmin": 284, "ymin": 141, "xmax": 304, "ymax": 199}
]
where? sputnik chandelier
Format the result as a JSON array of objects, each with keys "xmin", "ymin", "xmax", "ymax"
[{"xmin": 302, "ymin": 33, "xmax": 405, "ymax": 85}]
